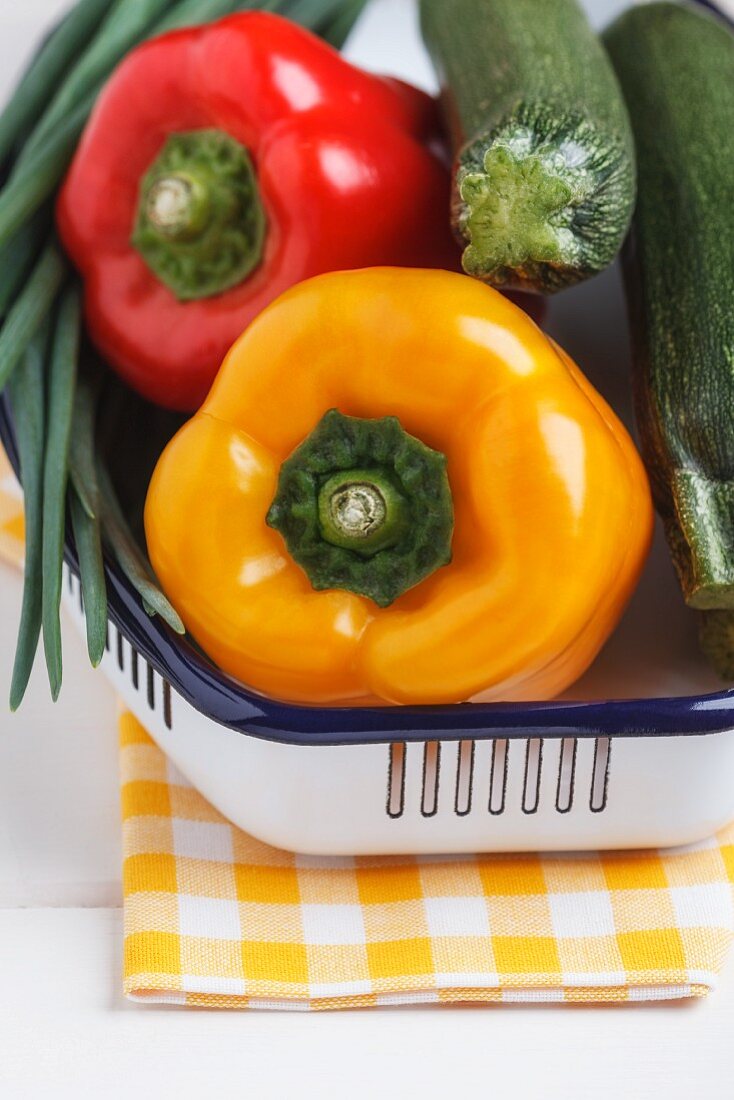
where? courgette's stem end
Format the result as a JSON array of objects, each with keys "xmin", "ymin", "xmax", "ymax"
[
  {"xmin": 459, "ymin": 144, "xmax": 571, "ymax": 277},
  {"xmin": 670, "ymin": 471, "xmax": 734, "ymax": 611}
]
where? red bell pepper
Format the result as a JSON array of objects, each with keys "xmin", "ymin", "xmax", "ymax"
[{"xmin": 57, "ymin": 12, "xmax": 458, "ymax": 411}]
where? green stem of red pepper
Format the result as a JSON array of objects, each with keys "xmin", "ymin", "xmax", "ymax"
[
  {"xmin": 267, "ymin": 409, "xmax": 454, "ymax": 607},
  {"xmin": 131, "ymin": 129, "xmax": 266, "ymax": 300}
]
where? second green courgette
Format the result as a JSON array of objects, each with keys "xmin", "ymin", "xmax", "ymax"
[{"xmin": 605, "ymin": 2, "xmax": 734, "ymax": 673}]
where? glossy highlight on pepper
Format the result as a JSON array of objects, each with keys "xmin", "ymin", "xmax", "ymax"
[
  {"xmin": 56, "ymin": 12, "xmax": 458, "ymax": 411},
  {"xmin": 145, "ymin": 268, "xmax": 654, "ymax": 706}
]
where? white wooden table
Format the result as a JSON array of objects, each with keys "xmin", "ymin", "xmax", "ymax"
[{"xmin": 2, "ymin": 2, "xmax": 734, "ymax": 1096}]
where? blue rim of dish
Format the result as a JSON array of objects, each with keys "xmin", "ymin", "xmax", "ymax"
[{"xmin": 3, "ymin": 391, "xmax": 734, "ymax": 747}]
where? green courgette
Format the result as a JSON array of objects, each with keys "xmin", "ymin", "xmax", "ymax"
[
  {"xmin": 419, "ymin": 0, "xmax": 636, "ymax": 293},
  {"xmin": 604, "ymin": 3, "xmax": 734, "ymax": 677}
]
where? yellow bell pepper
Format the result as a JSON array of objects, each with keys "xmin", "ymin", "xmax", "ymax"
[{"xmin": 145, "ymin": 268, "xmax": 653, "ymax": 706}]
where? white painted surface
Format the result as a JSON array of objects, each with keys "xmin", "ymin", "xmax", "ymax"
[
  {"xmin": 2, "ymin": 1, "xmax": 734, "ymax": 1096},
  {"xmin": 1, "ymin": 904, "xmax": 734, "ymax": 1098}
]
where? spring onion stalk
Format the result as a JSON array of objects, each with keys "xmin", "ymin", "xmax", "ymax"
[
  {"xmin": 0, "ymin": 240, "xmax": 67, "ymax": 394},
  {"xmin": 68, "ymin": 374, "xmax": 102, "ymax": 520},
  {"xmin": 285, "ymin": 0, "xmax": 353, "ymax": 29},
  {"xmin": 0, "ymin": 98, "xmax": 93, "ymax": 252},
  {"xmin": 153, "ymin": 0, "xmax": 275, "ymax": 33},
  {"xmin": 42, "ymin": 285, "xmax": 82, "ymax": 700},
  {"xmin": 0, "ymin": 209, "xmax": 50, "ymax": 320},
  {"xmin": 153, "ymin": 0, "xmax": 233, "ymax": 30},
  {"xmin": 22, "ymin": 0, "xmax": 291, "ymax": 156},
  {"xmin": 69, "ymin": 487, "xmax": 108, "ymax": 666},
  {"xmin": 68, "ymin": 375, "xmax": 108, "ymax": 663},
  {"xmin": 96, "ymin": 461, "xmax": 185, "ymax": 634},
  {"xmin": 321, "ymin": 0, "xmax": 369, "ymax": 47},
  {"xmin": 7, "ymin": 329, "xmax": 49, "ymax": 710},
  {"xmin": 22, "ymin": 0, "xmax": 177, "ymax": 160},
  {"xmin": 0, "ymin": 0, "xmax": 113, "ymax": 167}
]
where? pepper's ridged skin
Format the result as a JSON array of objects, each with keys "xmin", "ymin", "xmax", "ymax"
[
  {"xmin": 145, "ymin": 268, "xmax": 653, "ymax": 706},
  {"xmin": 56, "ymin": 13, "xmax": 458, "ymax": 411}
]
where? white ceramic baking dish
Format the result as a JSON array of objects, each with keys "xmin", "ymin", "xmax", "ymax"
[{"xmin": 7, "ymin": 0, "xmax": 734, "ymax": 857}]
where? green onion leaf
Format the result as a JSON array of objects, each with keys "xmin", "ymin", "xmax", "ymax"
[
  {"xmin": 0, "ymin": 208, "xmax": 50, "ymax": 321},
  {"xmin": 96, "ymin": 460, "xmax": 185, "ymax": 635},
  {"xmin": 0, "ymin": 240, "xmax": 67, "ymax": 394},
  {"xmin": 154, "ymin": 0, "xmax": 255, "ymax": 33},
  {"xmin": 69, "ymin": 486, "xmax": 108, "ymax": 667},
  {"xmin": 321, "ymin": 0, "xmax": 368, "ymax": 48},
  {"xmin": 41, "ymin": 284, "xmax": 82, "ymax": 700},
  {"xmin": 0, "ymin": 96, "xmax": 95, "ymax": 252},
  {"xmin": 285, "ymin": 0, "xmax": 354, "ymax": 30},
  {"xmin": 23, "ymin": 0, "xmax": 176, "ymax": 160},
  {"xmin": 0, "ymin": 0, "xmax": 113, "ymax": 167},
  {"xmin": 69, "ymin": 373, "xmax": 103, "ymax": 520},
  {"xmin": 8, "ymin": 327, "xmax": 49, "ymax": 710}
]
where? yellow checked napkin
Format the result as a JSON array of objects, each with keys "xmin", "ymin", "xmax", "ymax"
[
  {"xmin": 3, "ymin": 448, "xmax": 734, "ymax": 1007},
  {"xmin": 120, "ymin": 713, "xmax": 734, "ymax": 1008}
]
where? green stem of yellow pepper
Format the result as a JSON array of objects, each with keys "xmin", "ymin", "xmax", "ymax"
[
  {"xmin": 317, "ymin": 468, "xmax": 410, "ymax": 556},
  {"xmin": 267, "ymin": 409, "xmax": 454, "ymax": 607}
]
